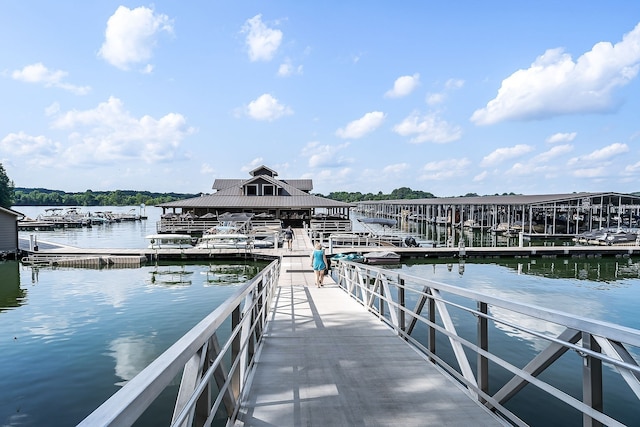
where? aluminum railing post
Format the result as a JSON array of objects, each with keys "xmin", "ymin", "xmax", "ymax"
[
  {"xmin": 399, "ymin": 278, "xmax": 406, "ymax": 337},
  {"xmin": 428, "ymin": 289, "xmax": 436, "ymax": 362},
  {"xmin": 582, "ymin": 332, "xmax": 603, "ymax": 427},
  {"xmin": 231, "ymin": 306, "xmax": 241, "ymax": 401},
  {"xmin": 477, "ymin": 301, "xmax": 489, "ymax": 403}
]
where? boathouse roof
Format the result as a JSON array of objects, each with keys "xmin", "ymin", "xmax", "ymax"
[
  {"xmin": 0, "ymin": 206, "xmax": 24, "ymax": 218},
  {"xmin": 158, "ymin": 166, "xmax": 349, "ymax": 210},
  {"xmin": 213, "ymin": 178, "xmax": 313, "ymax": 192}
]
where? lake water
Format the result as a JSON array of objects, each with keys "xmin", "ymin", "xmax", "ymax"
[
  {"xmin": 2, "ymin": 206, "xmax": 267, "ymax": 426},
  {"xmin": 2, "ymin": 206, "xmax": 640, "ymax": 426}
]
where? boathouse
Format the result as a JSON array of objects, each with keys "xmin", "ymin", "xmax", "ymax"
[
  {"xmin": 355, "ymin": 192, "xmax": 640, "ymax": 237},
  {"xmin": 0, "ymin": 206, "xmax": 23, "ymax": 258},
  {"xmin": 157, "ymin": 165, "xmax": 352, "ymax": 228}
]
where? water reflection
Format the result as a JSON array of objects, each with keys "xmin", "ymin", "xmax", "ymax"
[
  {"xmin": 25, "ymin": 265, "xmax": 133, "ymax": 308},
  {"xmin": 407, "ymin": 257, "xmax": 640, "ymax": 283},
  {"xmin": 202, "ymin": 264, "xmax": 257, "ymax": 285},
  {"xmin": 148, "ymin": 264, "xmax": 194, "ymax": 286},
  {"xmin": 505, "ymin": 258, "xmax": 640, "ymax": 282},
  {"xmin": 0, "ymin": 262, "xmax": 24, "ymax": 312},
  {"xmin": 108, "ymin": 334, "xmax": 160, "ymax": 386}
]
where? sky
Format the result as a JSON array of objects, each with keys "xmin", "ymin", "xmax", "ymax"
[{"xmin": 2, "ymin": 1, "xmax": 640, "ymax": 197}]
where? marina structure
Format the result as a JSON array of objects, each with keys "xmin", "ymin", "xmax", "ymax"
[
  {"xmin": 14, "ymin": 206, "xmax": 640, "ymax": 425},
  {"xmin": 355, "ymin": 192, "xmax": 640, "ymax": 238}
]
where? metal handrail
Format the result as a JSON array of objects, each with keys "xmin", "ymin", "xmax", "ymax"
[
  {"xmin": 77, "ymin": 258, "xmax": 280, "ymax": 427},
  {"xmin": 333, "ymin": 260, "xmax": 640, "ymax": 427}
]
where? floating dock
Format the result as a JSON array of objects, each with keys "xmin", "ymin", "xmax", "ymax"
[{"xmin": 18, "ymin": 232, "xmax": 640, "ymax": 265}]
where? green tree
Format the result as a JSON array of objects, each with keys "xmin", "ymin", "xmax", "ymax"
[{"xmin": 0, "ymin": 163, "xmax": 14, "ymax": 208}]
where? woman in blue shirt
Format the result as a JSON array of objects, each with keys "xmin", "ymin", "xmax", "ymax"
[{"xmin": 310, "ymin": 242, "xmax": 328, "ymax": 287}]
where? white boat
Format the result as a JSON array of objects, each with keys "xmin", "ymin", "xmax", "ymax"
[
  {"xmin": 362, "ymin": 251, "xmax": 401, "ymax": 265},
  {"xmin": 574, "ymin": 228, "xmax": 639, "ymax": 246},
  {"xmin": 250, "ymin": 237, "xmax": 275, "ymax": 248},
  {"xmin": 195, "ymin": 234, "xmax": 251, "ymax": 249},
  {"xmin": 146, "ymin": 234, "xmax": 194, "ymax": 249}
]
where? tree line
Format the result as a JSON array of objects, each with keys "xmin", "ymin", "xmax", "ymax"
[
  {"xmin": 12, "ymin": 188, "xmax": 198, "ymax": 207},
  {"xmin": 317, "ymin": 187, "xmax": 436, "ymax": 202},
  {"xmin": 316, "ymin": 187, "xmax": 510, "ymax": 202}
]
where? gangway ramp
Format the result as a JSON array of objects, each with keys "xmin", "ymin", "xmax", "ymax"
[{"xmin": 234, "ymin": 257, "xmax": 505, "ymax": 426}]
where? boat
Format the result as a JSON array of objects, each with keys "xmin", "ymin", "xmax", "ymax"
[
  {"xmin": 146, "ymin": 234, "xmax": 194, "ymax": 249},
  {"xmin": 251, "ymin": 236, "xmax": 275, "ymax": 248},
  {"xmin": 362, "ymin": 251, "xmax": 401, "ymax": 265},
  {"xmin": 195, "ymin": 234, "xmax": 251, "ymax": 249},
  {"xmin": 331, "ymin": 253, "xmax": 365, "ymax": 264},
  {"xmin": 574, "ymin": 228, "xmax": 639, "ymax": 246},
  {"xmin": 598, "ymin": 230, "xmax": 638, "ymax": 246},
  {"xmin": 357, "ymin": 217, "xmax": 397, "ymax": 227}
]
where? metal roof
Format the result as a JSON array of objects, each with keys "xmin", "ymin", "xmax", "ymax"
[
  {"xmin": 161, "ymin": 171, "xmax": 348, "ymax": 209},
  {"xmin": 212, "ymin": 178, "xmax": 313, "ymax": 192},
  {"xmin": 0, "ymin": 206, "xmax": 23, "ymax": 217},
  {"xmin": 159, "ymin": 194, "xmax": 350, "ymax": 209},
  {"xmin": 356, "ymin": 192, "xmax": 640, "ymax": 206}
]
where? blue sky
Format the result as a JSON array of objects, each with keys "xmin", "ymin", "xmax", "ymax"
[{"xmin": 2, "ymin": 1, "xmax": 640, "ymax": 197}]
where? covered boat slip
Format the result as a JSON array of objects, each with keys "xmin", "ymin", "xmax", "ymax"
[
  {"xmin": 355, "ymin": 192, "xmax": 640, "ymax": 237},
  {"xmin": 234, "ymin": 249, "xmax": 504, "ymax": 426}
]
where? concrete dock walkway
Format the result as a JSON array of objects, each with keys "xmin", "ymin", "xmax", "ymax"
[{"xmin": 234, "ymin": 230, "xmax": 505, "ymax": 426}]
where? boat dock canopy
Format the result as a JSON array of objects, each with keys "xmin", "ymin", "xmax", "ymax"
[{"xmin": 354, "ymin": 191, "xmax": 640, "ymax": 234}]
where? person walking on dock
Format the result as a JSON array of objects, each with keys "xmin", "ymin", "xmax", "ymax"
[
  {"xmin": 284, "ymin": 226, "xmax": 294, "ymax": 250},
  {"xmin": 310, "ymin": 242, "xmax": 328, "ymax": 287}
]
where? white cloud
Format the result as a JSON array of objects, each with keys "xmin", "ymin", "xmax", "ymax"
[
  {"xmin": 303, "ymin": 167, "xmax": 353, "ymax": 190},
  {"xmin": 502, "ymin": 145, "xmax": 573, "ymax": 177},
  {"xmin": 420, "ymin": 158, "xmax": 471, "ymax": 181},
  {"xmin": 98, "ymin": 6, "xmax": 173, "ymax": 71},
  {"xmin": 277, "ymin": 58, "xmax": 303, "ymax": 77},
  {"xmin": 507, "ymin": 162, "xmax": 553, "ymax": 177},
  {"xmin": 0, "ymin": 132, "xmax": 61, "ymax": 166},
  {"xmin": 473, "ymin": 170, "xmax": 489, "ymax": 182},
  {"xmin": 393, "ymin": 111, "xmax": 462, "ymax": 144},
  {"xmin": 471, "ymin": 22, "xmax": 640, "ymax": 125},
  {"xmin": 336, "ymin": 111, "xmax": 385, "ymax": 139},
  {"xmin": 302, "ymin": 141, "xmax": 351, "ymax": 168},
  {"xmin": 567, "ymin": 142, "xmax": 629, "ymax": 166},
  {"xmin": 426, "ymin": 78, "xmax": 464, "ymax": 106},
  {"xmin": 242, "ymin": 14, "xmax": 282, "ymax": 62},
  {"xmin": 546, "ymin": 132, "xmax": 577, "ymax": 143},
  {"xmin": 622, "ymin": 161, "xmax": 640, "ymax": 176},
  {"xmin": 12, "ymin": 63, "xmax": 90, "ymax": 95},
  {"xmin": 278, "ymin": 62, "xmax": 292, "ymax": 77},
  {"xmin": 481, "ymin": 144, "xmax": 534, "ymax": 167},
  {"xmin": 245, "ymin": 94, "xmax": 293, "ymax": 121},
  {"xmin": 572, "ymin": 167, "xmax": 607, "ymax": 178},
  {"xmin": 384, "ymin": 73, "xmax": 420, "ymax": 98},
  {"xmin": 532, "ymin": 144, "xmax": 573, "ymax": 163},
  {"xmin": 200, "ymin": 163, "xmax": 214, "ymax": 174},
  {"xmin": 241, "ymin": 158, "xmax": 264, "ymax": 173},
  {"xmin": 445, "ymin": 78, "xmax": 465, "ymax": 89},
  {"xmin": 383, "ymin": 163, "xmax": 410, "ymax": 174},
  {"xmin": 48, "ymin": 96, "xmax": 193, "ymax": 165},
  {"xmin": 426, "ymin": 93, "xmax": 445, "ymax": 106}
]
